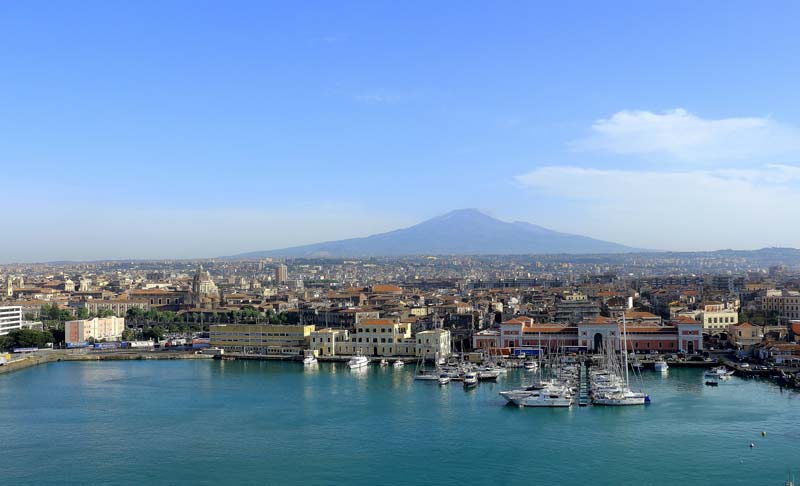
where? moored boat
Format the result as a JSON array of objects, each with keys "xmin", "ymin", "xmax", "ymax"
[
  {"xmin": 463, "ymin": 371, "xmax": 478, "ymax": 388},
  {"xmin": 347, "ymin": 355, "xmax": 369, "ymax": 369}
]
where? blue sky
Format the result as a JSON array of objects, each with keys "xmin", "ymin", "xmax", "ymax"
[{"xmin": 2, "ymin": 1, "xmax": 800, "ymax": 262}]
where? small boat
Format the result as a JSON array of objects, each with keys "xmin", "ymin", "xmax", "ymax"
[
  {"xmin": 463, "ymin": 372, "xmax": 478, "ymax": 388},
  {"xmin": 302, "ymin": 355, "xmax": 318, "ymax": 366},
  {"xmin": 415, "ymin": 372, "xmax": 439, "ymax": 381},
  {"xmin": 523, "ymin": 360, "xmax": 538, "ymax": 371},
  {"xmin": 393, "ymin": 360, "xmax": 405, "ymax": 368},
  {"xmin": 347, "ymin": 355, "xmax": 369, "ymax": 369},
  {"xmin": 379, "ymin": 359, "xmax": 389, "ymax": 367},
  {"xmin": 478, "ymin": 369, "xmax": 500, "ymax": 381},
  {"xmin": 654, "ymin": 360, "xmax": 669, "ymax": 372},
  {"xmin": 438, "ymin": 373, "xmax": 451, "ymax": 385},
  {"xmin": 704, "ymin": 366, "xmax": 729, "ymax": 378}
]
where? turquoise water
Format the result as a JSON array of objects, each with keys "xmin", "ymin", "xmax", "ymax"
[{"xmin": 1, "ymin": 361, "xmax": 799, "ymax": 485}]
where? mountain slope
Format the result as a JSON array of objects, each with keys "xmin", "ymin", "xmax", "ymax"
[{"xmin": 227, "ymin": 209, "xmax": 638, "ymax": 258}]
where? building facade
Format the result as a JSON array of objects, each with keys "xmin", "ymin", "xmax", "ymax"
[
  {"xmin": 0, "ymin": 306, "xmax": 23, "ymax": 335},
  {"xmin": 209, "ymin": 324, "xmax": 314, "ymax": 356},
  {"xmin": 65, "ymin": 316, "xmax": 125, "ymax": 343}
]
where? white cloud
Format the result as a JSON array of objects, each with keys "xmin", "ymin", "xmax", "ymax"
[
  {"xmin": 515, "ymin": 165, "xmax": 800, "ymax": 251},
  {"xmin": 573, "ymin": 108, "xmax": 800, "ymax": 161}
]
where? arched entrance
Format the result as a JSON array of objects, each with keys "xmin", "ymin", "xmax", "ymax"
[{"xmin": 594, "ymin": 333, "xmax": 604, "ymax": 351}]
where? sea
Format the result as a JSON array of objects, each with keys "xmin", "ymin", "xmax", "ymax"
[{"xmin": 1, "ymin": 360, "xmax": 798, "ymax": 485}]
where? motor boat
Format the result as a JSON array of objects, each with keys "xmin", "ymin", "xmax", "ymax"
[
  {"xmin": 704, "ymin": 366, "xmax": 732, "ymax": 378},
  {"xmin": 523, "ymin": 360, "xmax": 538, "ymax": 371},
  {"xmin": 512, "ymin": 390, "xmax": 573, "ymax": 407},
  {"xmin": 654, "ymin": 359, "xmax": 669, "ymax": 372},
  {"xmin": 302, "ymin": 355, "xmax": 318, "ymax": 366},
  {"xmin": 379, "ymin": 359, "xmax": 389, "ymax": 367},
  {"xmin": 463, "ymin": 371, "xmax": 478, "ymax": 388},
  {"xmin": 593, "ymin": 389, "xmax": 648, "ymax": 406},
  {"xmin": 438, "ymin": 373, "xmax": 451, "ymax": 385},
  {"xmin": 347, "ymin": 355, "xmax": 369, "ymax": 369},
  {"xmin": 393, "ymin": 360, "xmax": 405, "ymax": 368},
  {"xmin": 478, "ymin": 368, "xmax": 500, "ymax": 381}
]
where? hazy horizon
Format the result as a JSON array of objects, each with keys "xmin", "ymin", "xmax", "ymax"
[{"xmin": 3, "ymin": 2, "xmax": 800, "ymax": 262}]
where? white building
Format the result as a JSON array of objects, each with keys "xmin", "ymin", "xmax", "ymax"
[
  {"xmin": 0, "ymin": 306, "xmax": 23, "ymax": 335},
  {"xmin": 415, "ymin": 329, "xmax": 451, "ymax": 358}
]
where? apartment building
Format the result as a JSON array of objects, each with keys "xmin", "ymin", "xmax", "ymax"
[
  {"xmin": 65, "ymin": 316, "xmax": 125, "ymax": 343},
  {"xmin": 0, "ymin": 306, "xmax": 23, "ymax": 335}
]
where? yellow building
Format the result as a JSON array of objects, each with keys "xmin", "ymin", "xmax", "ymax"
[
  {"xmin": 209, "ymin": 324, "xmax": 314, "ymax": 356},
  {"xmin": 334, "ymin": 319, "xmax": 413, "ymax": 357},
  {"xmin": 310, "ymin": 328, "xmax": 350, "ymax": 357}
]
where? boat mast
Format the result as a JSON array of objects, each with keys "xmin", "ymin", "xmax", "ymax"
[{"xmin": 622, "ymin": 313, "xmax": 629, "ymax": 388}]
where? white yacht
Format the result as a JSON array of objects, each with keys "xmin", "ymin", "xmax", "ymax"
[
  {"xmin": 704, "ymin": 366, "xmax": 732, "ymax": 378},
  {"xmin": 302, "ymin": 355, "xmax": 318, "ymax": 366},
  {"xmin": 393, "ymin": 360, "xmax": 405, "ymax": 368},
  {"xmin": 654, "ymin": 359, "xmax": 669, "ymax": 372},
  {"xmin": 438, "ymin": 373, "xmax": 451, "ymax": 385},
  {"xmin": 379, "ymin": 359, "xmax": 389, "ymax": 367},
  {"xmin": 593, "ymin": 390, "xmax": 647, "ymax": 406},
  {"xmin": 478, "ymin": 368, "xmax": 501, "ymax": 381},
  {"xmin": 512, "ymin": 390, "xmax": 573, "ymax": 407},
  {"xmin": 523, "ymin": 360, "xmax": 538, "ymax": 371},
  {"xmin": 463, "ymin": 371, "xmax": 478, "ymax": 388},
  {"xmin": 347, "ymin": 354, "xmax": 369, "ymax": 370}
]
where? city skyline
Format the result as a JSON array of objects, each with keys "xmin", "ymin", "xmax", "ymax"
[{"xmin": 3, "ymin": 2, "xmax": 800, "ymax": 261}]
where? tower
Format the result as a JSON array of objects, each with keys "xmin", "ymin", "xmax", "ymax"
[{"xmin": 275, "ymin": 264, "xmax": 288, "ymax": 284}]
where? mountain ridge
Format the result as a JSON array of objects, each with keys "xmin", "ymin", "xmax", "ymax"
[{"xmin": 226, "ymin": 209, "xmax": 641, "ymax": 258}]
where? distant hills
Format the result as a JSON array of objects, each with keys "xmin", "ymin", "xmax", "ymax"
[{"xmin": 227, "ymin": 208, "xmax": 640, "ymax": 259}]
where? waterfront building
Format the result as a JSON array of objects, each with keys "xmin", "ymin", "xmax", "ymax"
[
  {"xmin": 475, "ymin": 315, "xmax": 702, "ymax": 355},
  {"xmin": 209, "ymin": 323, "xmax": 315, "ymax": 356},
  {"xmin": 727, "ymin": 322, "xmax": 787, "ymax": 349},
  {"xmin": 65, "ymin": 316, "xmax": 125, "ymax": 343},
  {"xmin": 339, "ymin": 318, "xmax": 413, "ymax": 357},
  {"xmin": 415, "ymin": 329, "xmax": 451, "ymax": 358},
  {"xmin": 310, "ymin": 328, "xmax": 350, "ymax": 356},
  {"xmin": 0, "ymin": 306, "xmax": 23, "ymax": 335}
]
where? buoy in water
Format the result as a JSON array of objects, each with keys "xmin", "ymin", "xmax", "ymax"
[
  {"xmin": 750, "ymin": 443, "xmax": 755, "ymax": 448},
  {"xmin": 761, "ymin": 431, "xmax": 767, "ymax": 437}
]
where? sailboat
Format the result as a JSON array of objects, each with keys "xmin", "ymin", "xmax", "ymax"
[
  {"xmin": 593, "ymin": 314, "xmax": 649, "ymax": 406},
  {"xmin": 414, "ymin": 350, "xmax": 441, "ymax": 381}
]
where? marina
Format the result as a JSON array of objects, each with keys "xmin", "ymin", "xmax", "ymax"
[{"xmin": 2, "ymin": 359, "xmax": 800, "ymax": 485}]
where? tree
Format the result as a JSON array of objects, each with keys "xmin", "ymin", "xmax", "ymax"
[
  {"xmin": 50, "ymin": 328, "xmax": 65, "ymax": 345},
  {"xmin": 97, "ymin": 309, "xmax": 116, "ymax": 318},
  {"xmin": 142, "ymin": 327, "xmax": 164, "ymax": 342},
  {"xmin": 5, "ymin": 329, "xmax": 54, "ymax": 349},
  {"xmin": 76, "ymin": 307, "xmax": 89, "ymax": 319},
  {"xmin": 48, "ymin": 303, "xmax": 61, "ymax": 321},
  {"xmin": 122, "ymin": 329, "xmax": 136, "ymax": 341}
]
